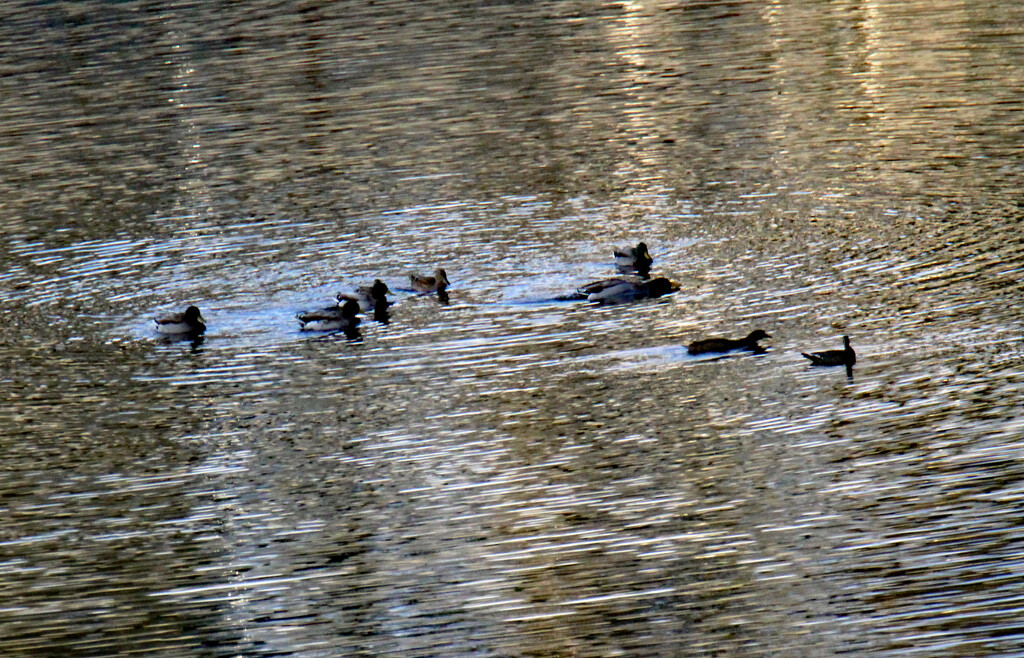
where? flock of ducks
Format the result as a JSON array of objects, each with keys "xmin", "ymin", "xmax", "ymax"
[{"xmin": 153, "ymin": 242, "xmax": 856, "ymax": 372}]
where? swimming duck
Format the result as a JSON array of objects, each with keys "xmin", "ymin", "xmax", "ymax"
[
  {"xmin": 687, "ymin": 330, "xmax": 770, "ymax": 355},
  {"xmin": 297, "ymin": 299, "xmax": 361, "ymax": 332},
  {"xmin": 802, "ymin": 335, "xmax": 856, "ymax": 367},
  {"xmin": 410, "ymin": 268, "xmax": 450, "ymax": 293},
  {"xmin": 154, "ymin": 305, "xmax": 206, "ymax": 335},
  {"xmin": 576, "ymin": 277, "xmax": 679, "ymax": 303},
  {"xmin": 337, "ymin": 279, "xmax": 391, "ymax": 313},
  {"xmin": 613, "ymin": 241, "xmax": 653, "ymax": 273}
]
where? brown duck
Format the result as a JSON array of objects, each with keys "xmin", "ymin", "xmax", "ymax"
[
  {"xmin": 687, "ymin": 330, "xmax": 770, "ymax": 355},
  {"xmin": 410, "ymin": 268, "xmax": 450, "ymax": 293}
]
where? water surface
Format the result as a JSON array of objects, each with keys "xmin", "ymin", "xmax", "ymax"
[{"xmin": 2, "ymin": 1, "xmax": 1024, "ymax": 655}]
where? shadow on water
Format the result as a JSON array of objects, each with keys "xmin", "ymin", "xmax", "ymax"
[{"xmin": 157, "ymin": 331, "xmax": 206, "ymax": 352}]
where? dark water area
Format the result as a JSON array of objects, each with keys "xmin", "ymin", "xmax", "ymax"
[{"xmin": 2, "ymin": 1, "xmax": 1024, "ymax": 655}]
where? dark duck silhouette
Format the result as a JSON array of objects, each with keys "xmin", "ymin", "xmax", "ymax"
[
  {"xmin": 576, "ymin": 277, "xmax": 678, "ymax": 303},
  {"xmin": 337, "ymin": 279, "xmax": 391, "ymax": 313},
  {"xmin": 687, "ymin": 330, "xmax": 770, "ymax": 355},
  {"xmin": 153, "ymin": 305, "xmax": 205, "ymax": 336},
  {"xmin": 297, "ymin": 299, "xmax": 361, "ymax": 333},
  {"xmin": 802, "ymin": 335, "xmax": 856, "ymax": 368},
  {"xmin": 613, "ymin": 241, "xmax": 653, "ymax": 275}
]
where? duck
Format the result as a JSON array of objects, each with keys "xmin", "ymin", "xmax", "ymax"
[
  {"xmin": 337, "ymin": 279, "xmax": 391, "ymax": 313},
  {"xmin": 687, "ymin": 330, "xmax": 771, "ymax": 355},
  {"xmin": 613, "ymin": 241, "xmax": 653, "ymax": 273},
  {"xmin": 802, "ymin": 335, "xmax": 856, "ymax": 367},
  {"xmin": 297, "ymin": 299, "xmax": 361, "ymax": 332},
  {"xmin": 410, "ymin": 268, "xmax": 450, "ymax": 293},
  {"xmin": 576, "ymin": 276, "xmax": 679, "ymax": 303},
  {"xmin": 154, "ymin": 305, "xmax": 206, "ymax": 335}
]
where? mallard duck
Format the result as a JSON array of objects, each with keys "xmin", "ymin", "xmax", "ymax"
[
  {"xmin": 613, "ymin": 241, "xmax": 653, "ymax": 273},
  {"xmin": 410, "ymin": 268, "xmax": 450, "ymax": 293},
  {"xmin": 802, "ymin": 335, "xmax": 856, "ymax": 367},
  {"xmin": 576, "ymin": 277, "xmax": 678, "ymax": 303},
  {"xmin": 337, "ymin": 279, "xmax": 390, "ymax": 313},
  {"xmin": 154, "ymin": 305, "xmax": 205, "ymax": 335},
  {"xmin": 687, "ymin": 330, "xmax": 770, "ymax": 355},
  {"xmin": 297, "ymin": 299, "xmax": 361, "ymax": 332}
]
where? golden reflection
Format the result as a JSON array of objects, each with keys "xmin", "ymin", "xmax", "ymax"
[
  {"xmin": 2, "ymin": 1, "xmax": 1024, "ymax": 655},
  {"xmin": 761, "ymin": 0, "xmax": 993, "ymax": 196},
  {"xmin": 603, "ymin": 0, "xmax": 677, "ymax": 183}
]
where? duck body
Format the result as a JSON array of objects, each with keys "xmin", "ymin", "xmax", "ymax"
[
  {"xmin": 613, "ymin": 241, "xmax": 653, "ymax": 274},
  {"xmin": 687, "ymin": 330, "xmax": 771, "ymax": 355},
  {"xmin": 297, "ymin": 299, "xmax": 361, "ymax": 332},
  {"xmin": 337, "ymin": 279, "xmax": 391, "ymax": 313},
  {"xmin": 802, "ymin": 335, "xmax": 856, "ymax": 367},
  {"xmin": 577, "ymin": 276, "xmax": 678, "ymax": 303},
  {"xmin": 410, "ymin": 268, "xmax": 450, "ymax": 293},
  {"xmin": 154, "ymin": 305, "xmax": 205, "ymax": 335}
]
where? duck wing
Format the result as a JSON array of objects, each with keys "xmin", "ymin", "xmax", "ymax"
[
  {"xmin": 802, "ymin": 349, "xmax": 845, "ymax": 366},
  {"xmin": 338, "ymin": 290, "xmax": 373, "ymax": 312},
  {"xmin": 587, "ymin": 280, "xmax": 645, "ymax": 303},
  {"xmin": 297, "ymin": 305, "xmax": 345, "ymax": 323},
  {"xmin": 154, "ymin": 311, "xmax": 186, "ymax": 326},
  {"xmin": 687, "ymin": 338, "xmax": 735, "ymax": 355},
  {"xmin": 577, "ymin": 277, "xmax": 633, "ymax": 295},
  {"xmin": 154, "ymin": 311, "xmax": 205, "ymax": 335},
  {"xmin": 409, "ymin": 273, "xmax": 437, "ymax": 291}
]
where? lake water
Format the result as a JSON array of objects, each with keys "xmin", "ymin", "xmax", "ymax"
[{"xmin": 2, "ymin": 1, "xmax": 1024, "ymax": 655}]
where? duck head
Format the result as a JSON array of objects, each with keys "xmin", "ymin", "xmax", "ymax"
[
  {"xmin": 184, "ymin": 306, "xmax": 205, "ymax": 324},
  {"xmin": 747, "ymin": 329, "xmax": 771, "ymax": 342},
  {"xmin": 647, "ymin": 278, "xmax": 679, "ymax": 297},
  {"xmin": 340, "ymin": 300, "xmax": 361, "ymax": 318},
  {"xmin": 371, "ymin": 279, "xmax": 391, "ymax": 298}
]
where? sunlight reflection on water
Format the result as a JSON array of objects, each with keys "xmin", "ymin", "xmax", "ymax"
[{"xmin": 2, "ymin": 0, "xmax": 1024, "ymax": 655}]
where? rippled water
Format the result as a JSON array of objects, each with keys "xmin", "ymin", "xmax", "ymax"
[{"xmin": 3, "ymin": 1, "xmax": 1024, "ymax": 655}]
